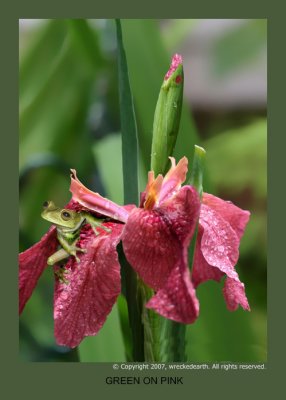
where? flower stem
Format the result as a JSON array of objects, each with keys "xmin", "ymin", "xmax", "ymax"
[
  {"xmin": 188, "ymin": 145, "xmax": 206, "ymax": 267},
  {"xmin": 145, "ymin": 54, "xmax": 187, "ymax": 362},
  {"xmin": 119, "ymin": 243, "xmax": 145, "ymax": 361},
  {"xmin": 140, "ymin": 281, "xmax": 186, "ymax": 362}
]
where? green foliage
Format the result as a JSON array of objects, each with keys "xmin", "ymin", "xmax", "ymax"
[
  {"xmin": 204, "ymin": 119, "xmax": 266, "ymax": 199},
  {"xmin": 212, "ymin": 19, "xmax": 267, "ymax": 76}
]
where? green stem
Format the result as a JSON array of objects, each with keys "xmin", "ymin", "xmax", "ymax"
[
  {"xmin": 147, "ymin": 54, "xmax": 186, "ymax": 362},
  {"xmin": 140, "ymin": 281, "xmax": 186, "ymax": 362},
  {"xmin": 188, "ymin": 145, "xmax": 206, "ymax": 268}
]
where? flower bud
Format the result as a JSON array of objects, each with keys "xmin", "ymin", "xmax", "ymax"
[{"xmin": 151, "ymin": 54, "xmax": 184, "ymax": 175}]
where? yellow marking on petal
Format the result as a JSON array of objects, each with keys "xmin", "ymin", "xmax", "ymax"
[
  {"xmin": 144, "ymin": 174, "xmax": 163, "ymax": 210},
  {"xmin": 145, "ymin": 171, "xmax": 155, "ymax": 193}
]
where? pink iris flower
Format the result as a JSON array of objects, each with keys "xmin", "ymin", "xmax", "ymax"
[{"xmin": 19, "ymin": 157, "xmax": 250, "ymax": 348}]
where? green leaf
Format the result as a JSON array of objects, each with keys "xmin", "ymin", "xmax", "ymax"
[
  {"xmin": 116, "ymin": 19, "xmax": 139, "ymax": 205},
  {"xmin": 116, "ymin": 19, "xmax": 144, "ymax": 362},
  {"xmin": 19, "ymin": 20, "xmax": 103, "ymax": 242},
  {"xmin": 66, "ymin": 19, "xmax": 105, "ymax": 72}
]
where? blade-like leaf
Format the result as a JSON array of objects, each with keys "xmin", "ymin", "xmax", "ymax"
[
  {"xmin": 116, "ymin": 19, "xmax": 144, "ymax": 361},
  {"xmin": 116, "ymin": 19, "xmax": 139, "ymax": 205}
]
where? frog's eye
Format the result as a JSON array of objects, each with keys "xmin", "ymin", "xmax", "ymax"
[
  {"xmin": 61, "ymin": 210, "xmax": 71, "ymax": 220},
  {"xmin": 43, "ymin": 201, "xmax": 50, "ymax": 209}
]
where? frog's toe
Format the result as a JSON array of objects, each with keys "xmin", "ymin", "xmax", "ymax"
[
  {"xmin": 78, "ymin": 248, "xmax": 87, "ymax": 254},
  {"xmin": 47, "ymin": 257, "xmax": 54, "ymax": 266}
]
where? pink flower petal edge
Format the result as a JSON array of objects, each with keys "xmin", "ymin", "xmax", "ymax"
[
  {"xmin": 54, "ymin": 223, "xmax": 123, "ymax": 348},
  {"xmin": 19, "ymin": 227, "xmax": 58, "ymax": 314},
  {"xmin": 202, "ymin": 193, "xmax": 250, "ymax": 240},
  {"xmin": 146, "ymin": 257, "xmax": 199, "ymax": 324},
  {"xmin": 199, "ymin": 204, "xmax": 240, "ymax": 281},
  {"xmin": 70, "ymin": 169, "xmax": 130, "ymax": 223},
  {"xmin": 223, "ymin": 277, "xmax": 250, "ymax": 311},
  {"xmin": 192, "ymin": 193, "xmax": 251, "ymax": 312}
]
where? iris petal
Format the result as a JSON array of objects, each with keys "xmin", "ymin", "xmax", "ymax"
[
  {"xmin": 54, "ymin": 223, "xmax": 123, "ymax": 348},
  {"xmin": 19, "ymin": 227, "xmax": 58, "ymax": 314}
]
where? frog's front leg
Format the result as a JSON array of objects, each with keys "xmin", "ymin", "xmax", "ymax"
[
  {"xmin": 84, "ymin": 214, "xmax": 111, "ymax": 236},
  {"xmin": 57, "ymin": 234, "xmax": 86, "ymax": 263}
]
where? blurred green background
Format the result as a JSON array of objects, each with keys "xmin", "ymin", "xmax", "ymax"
[{"xmin": 19, "ymin": 19, "xmax": 267, "ymax": 362}]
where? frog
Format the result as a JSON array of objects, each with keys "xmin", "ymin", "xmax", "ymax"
[{"xmin": 41, "ymin": 200, "xmax": 111, "ymax": 267}]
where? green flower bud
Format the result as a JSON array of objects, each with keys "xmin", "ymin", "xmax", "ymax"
[{"xmin": 151, "ymin": 54, "xmax": 184, "ymax": 175}]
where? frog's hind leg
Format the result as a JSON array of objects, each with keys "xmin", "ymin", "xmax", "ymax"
[{"xmin": 47, "ymin": 248, "xmax": 70, "ymax": 266}]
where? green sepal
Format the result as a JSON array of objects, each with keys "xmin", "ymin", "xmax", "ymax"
[{"xmin": 188, "ymin": 145, "xmax": 206, "ymax": 198}]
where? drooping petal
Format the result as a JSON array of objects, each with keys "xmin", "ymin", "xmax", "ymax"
[
  {"xmin": 191, "ymin": 226, "xmax": 224, "ymax": 288},
  {"xmin": 54, "ymin": 222, "xmax": 123, "ymax": 348},
  {"xmin": 191, "ymin": 196, "xmax": 250, "ymax": 311},
  {"xmin": 19, "ymin": 227, "xmax": 58, "ymax": 314},
  {"xmin": 198, "ymin": 203, "xmax": 240, "ymax": 281},
  {"xmin": 146, "ymin": 257, "xmax": 199, "ymax": 324},
  {"xmin": 223, "ymin": 277, "xmax": 250, "ymax": 311},
  {"xmin": 202, "ymin": 193, "xmax": 250, "ymax": 240},
  {"xmin": 70, "ymin": 169, "xmax": 130, "ymax": 223},
  {"xmin": 122, "ymin": 185, "xmax": 200, "ymax": 291}
]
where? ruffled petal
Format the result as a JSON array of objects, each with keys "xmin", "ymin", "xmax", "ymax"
[
  {"xmin": 192, "ymin": 199, "xmax": 250, "ymax": 312},
  {"xmin": 54, "ymin": 223, "xmax": 122, "ymax": 348},
  {"xmin": 202, "ymin": 193, "xmax": 250, "ymax": 240},
  {"xmin": 19, "ymin": 227, "xmax": 58, "ymax": 314},
  {"xmin": 192, "ymin": 227, "xmax": 224, "ymax": 288},
  {"xmin": 223, "ymin": 277, "xmax": 250, "ymax": 311},
  {"xmin": 198, "ymin": 204, "xmax": 240, "ymax": 281},
  {"xmin": 122, "ymin": 186, "xmax": 200, "ymax": 291},
  {"xmin": 70, "ymin": 170, "xmax": 130, "ymax": 223},
  {"xmin": 146, "ymin": 257, "xmax": 199, "ymax": 323}
]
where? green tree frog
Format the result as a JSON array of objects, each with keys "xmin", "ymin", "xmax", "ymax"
[{"xmin": 41, "ymin": 200, "xmax": 111, "ymax": 266}]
